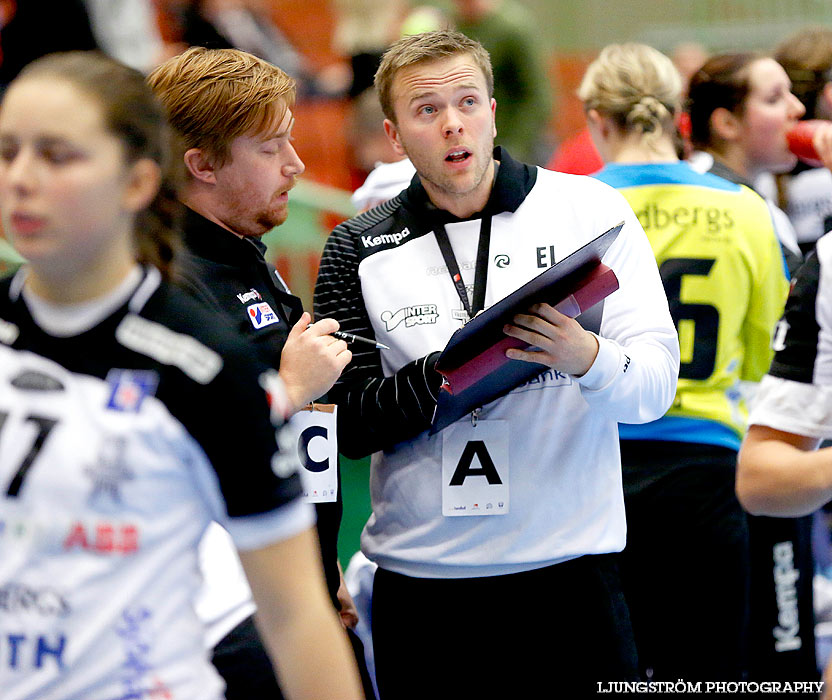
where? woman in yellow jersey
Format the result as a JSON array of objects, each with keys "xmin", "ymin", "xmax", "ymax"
[
  {"xmin": 581, "ymin": 43, "xmax": 789, "ymax": 682},
  {"xmin": 688, "ymin": 52, "xmax": 828, "ymax": 683}
]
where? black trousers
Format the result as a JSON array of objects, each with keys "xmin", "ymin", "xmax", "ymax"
[
  {"xmin": 371, "ymin": 554, "xmax": 638, "ymax": 699},
  {"xmin": 747, "ymin": 513, "xmax": 819, "ymax": 682},
  {"xmin": 212, "ymin": 615, "xmax": 378, "ymax": 699},
  {"xmin": 619, "ymin": 441, "xmax": 750, "ymax": 681},
  {"xmin": 211, "ymin": 616, "xmax": 281, "ymax": 700}
]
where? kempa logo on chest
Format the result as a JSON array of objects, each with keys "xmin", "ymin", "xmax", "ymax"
[
  {"xmin": 361, "ymin": 227, "xmax": 411, "ymax": 248},
  {"xmin": 236, "ymin": 288, "xmax": 262, "ymax": 304}
]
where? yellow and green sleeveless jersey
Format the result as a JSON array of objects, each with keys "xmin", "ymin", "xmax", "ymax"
[{"xmin": 595, "ymin": 162, "xmax": 789, "ymax": 450}]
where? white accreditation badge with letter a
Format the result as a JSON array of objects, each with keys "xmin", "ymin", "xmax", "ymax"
[
  {"xmin": 290, "ymin": 404, "xmax": 338, "ymax": 503},
  {"xmin": 442, "ymin": 417, "xmax": 509, "ymax": 516}
]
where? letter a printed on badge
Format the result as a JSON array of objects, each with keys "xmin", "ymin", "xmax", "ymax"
[{"xmin": 442, "ymin": 420, "xmax": 509, "ymax": 516}]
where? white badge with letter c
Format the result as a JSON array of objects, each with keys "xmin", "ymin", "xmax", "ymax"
[{"xmin": 289, "ymin": 404, "xmax": 338, "ymax": 503}]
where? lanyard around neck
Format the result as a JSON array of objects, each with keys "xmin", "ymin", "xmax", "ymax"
[{"xmin": 433, "ymin": 215, "xmax": 493, "ymax": 322}]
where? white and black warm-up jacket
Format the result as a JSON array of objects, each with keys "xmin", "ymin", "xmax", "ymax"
[
  {"xmin": 750, "ymin": 232, "xmax": 832, "ymax": 437},
  {"xmin": 315, "ymin": 148, "xmax": 680, "ymax": 579},
  {"xmin": 0, "ymin": 267, "xmax": 310, "ymax": 700}
]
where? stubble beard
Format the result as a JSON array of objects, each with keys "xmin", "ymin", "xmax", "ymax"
[
  {"xmin": 228, "ymin": 197, "xmax": 288, "ymax": 238},
  {"xmin": 407, "ymin": 137, "xmax": 494, "ymax": 203},
  {"xmin": 256, "ymin": 202, "xmax": 288, "ymax": 232}
]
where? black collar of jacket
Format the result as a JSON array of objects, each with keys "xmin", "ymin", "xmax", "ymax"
[
  {"xmin": 398, "ymin": 146, "xmax": 537, "ymax": 229},
  {"xmin": 706, "ymin": 159, "xmax": 759, "ymax": 194},
  {"xmin": 181, "ymin": 205, "xmax": 270, "ymax": 263},
  {"xmin": 178, "ymin": 204, "xmax": 303, "ymax": 325}
]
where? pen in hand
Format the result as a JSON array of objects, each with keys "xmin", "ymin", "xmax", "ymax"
[
  {"xmin": 333, "ymin": 330, "xmax": 390, "ymax": 350},
  {"xmin": 307, "ymin": 318, "xmax": 390, "ymax": 350}
]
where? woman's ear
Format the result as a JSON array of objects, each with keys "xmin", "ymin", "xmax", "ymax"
[
  {"xmin": 585, "ymin": 108, "xmax": 614, "ymax": 162},
  {"xmin": 586, "ymin": 109, "xmax": 607, "ymax": 133},
  {"xmin": 586, "ymin": 108, "xmax": 617, "ymax": 140},
  {"xmin": 122, "ymin": 158, "xmax": 162, "ymax": 214},
  {"xmin": 585, "ymin": 108, "xmax": 604, "ymax": 131},
  {"xmin": 710, "ymin": 106, "xmax": 741, "ymax": 142}
]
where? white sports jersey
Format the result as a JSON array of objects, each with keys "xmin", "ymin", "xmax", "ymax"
[
  {"xmin": 316, "ymin": 148, "xmax": 680, "ymax": 578},
  {"xmin": 750, "ymin": 233, "xmax": 832, "ymax": 437},
  {"xmin": 351, "ymin": 158, "xmax": 417, "ymax": 212},
  {"xmin": 782, "ymin": 167, "xmax": 832, "ymax": 249},
  {"xmin": 0, "ymin": 268, "xmax": 313, "ymax": 700},
  {"xmin": 758, "ymin": 167, "xmax": 832, "ymax": 250}
]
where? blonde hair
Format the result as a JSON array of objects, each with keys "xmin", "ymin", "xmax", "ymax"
[
  {"xmin": 147, "ymin": 47, "xmax": 295, "ymax": 167},
  {"xmin": 374, "ymin": 29, "xmax": 493, "ymax": 123},
  {"xmin": 579, "ymin": 43, "xmax": 682, "ymax": 148}
]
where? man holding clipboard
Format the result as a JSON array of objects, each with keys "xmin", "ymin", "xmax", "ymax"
[{"xmin": 314, "ymin": 30, "xmax": 680, "ymax": 698}]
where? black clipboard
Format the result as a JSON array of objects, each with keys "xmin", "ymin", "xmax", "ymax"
[{"xmin": 430, "ymin": 221, "xmax": 623, "ymax": 433}]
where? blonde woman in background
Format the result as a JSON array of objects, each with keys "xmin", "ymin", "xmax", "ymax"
[{"xmin": 582, "ymin": 42, "xmax": 789, "ymax": 682}]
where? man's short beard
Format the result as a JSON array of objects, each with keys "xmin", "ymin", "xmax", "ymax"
[{"xmin": 253, "ymin": 205, "xmax": 288, "ymax": 236}]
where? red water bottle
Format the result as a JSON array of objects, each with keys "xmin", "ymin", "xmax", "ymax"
[{"xmin": 786, "ymin": 120, "xmax": 830, "ymax": 167}]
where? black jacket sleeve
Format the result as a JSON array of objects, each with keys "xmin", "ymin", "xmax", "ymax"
[{"xmin": 314, "ymin": 223, "xmax": 443, "ymax": 458}]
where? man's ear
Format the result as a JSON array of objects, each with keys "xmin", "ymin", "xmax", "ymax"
[
  {"xmin": 183, "ymin": 147, "xmax": 217, "ymax": 185},
  {"xmin": 383, "ymin": 118, "xmax": 407, "ymax": 158},
  {"xmin": 710, "ymin": 107, "xmax": 741, "ymax": 142},
  {"xmin": 491, "ymin": 97, "xmax": 497, "ymax": 139}
]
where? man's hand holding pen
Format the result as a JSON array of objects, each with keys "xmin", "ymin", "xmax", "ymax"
[
  {"xmin": 332, "ymin": 330, "xmax": 390, "ymax": 350},
  {"xmin": 279, "ymin": 312, "xmax": 353, "ymax": 413}
]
